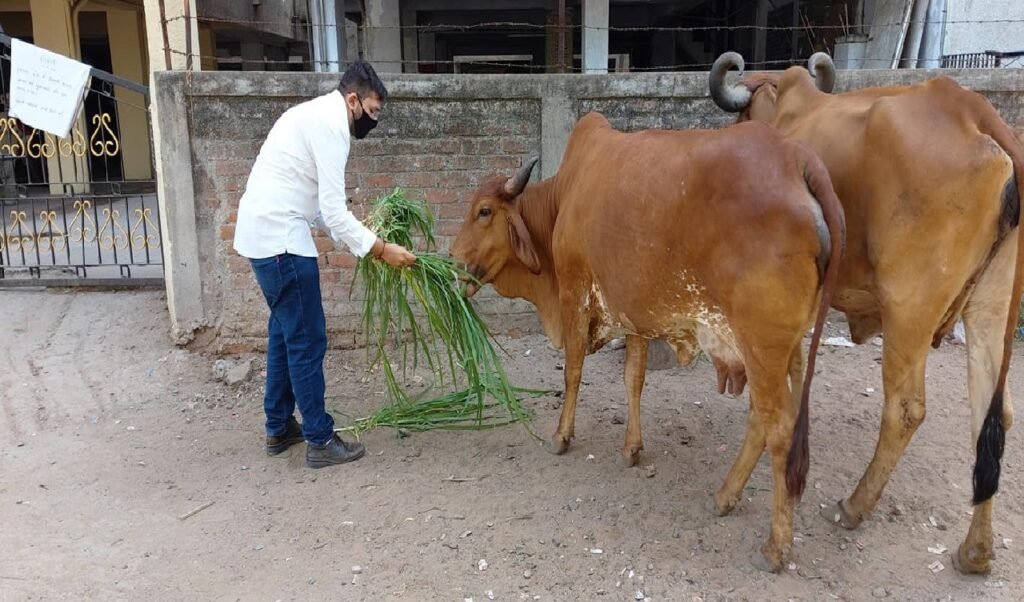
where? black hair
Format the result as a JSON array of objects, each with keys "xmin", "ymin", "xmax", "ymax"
[{"xmin": 338, "ymin": 61, "xmax": 388, "ymax": 102}]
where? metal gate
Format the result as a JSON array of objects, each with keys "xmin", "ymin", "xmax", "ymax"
[{"xmin": 0, "ymin": 31, "xmax": 161, "ymax": 287}]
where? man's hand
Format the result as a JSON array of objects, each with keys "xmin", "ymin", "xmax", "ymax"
[{"xmin": 374, "ymin": 240, "xmax": 416, "ymax": 268}]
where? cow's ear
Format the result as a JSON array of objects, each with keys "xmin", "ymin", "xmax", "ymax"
[{"xmin": 508, "ymin": 212, "xmax": 541, "ymax": 274}]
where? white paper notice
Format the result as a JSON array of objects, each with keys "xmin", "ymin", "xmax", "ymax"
[{"xmin": 8, "ymin": 38, "xmax": 91, "ymax": 138}]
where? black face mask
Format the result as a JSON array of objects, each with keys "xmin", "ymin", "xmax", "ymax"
[{"xmin": 352, "ymin": 97, "xmax": 378, "ymax": 140}]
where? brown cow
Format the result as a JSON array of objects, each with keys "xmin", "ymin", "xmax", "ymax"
[
  {"xmin": 451, "ymin": 112, "xmax": 845, "ymax": 570},
  {"xmin": 709, "ymin": 51, "xmax": 1024, "ymax": 574}
]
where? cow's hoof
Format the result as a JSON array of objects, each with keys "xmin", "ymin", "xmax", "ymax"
[
  {"xmin": 617, "ymin": 446, "xmax": 641, "ymax": 468},
  {"xmin": 952, "ymin": 543, "xmax": 993, "ymax": 575},
  {"xmin": 819, "ymin": 499, "xmax": 862, "ymax": 530},
  {"xmin": 751, "ymin": 545, "xmax": 784, "ymax": 573},
  {"xmin": 547, "ymin": 434, "xmax": 570, "ymax": 455},
  {"xmin": 709, "ymin": 493, "xmax": 739, "ymax": 517}
]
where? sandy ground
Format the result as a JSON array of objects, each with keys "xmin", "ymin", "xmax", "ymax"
[{"xmin": 1, "ymin": 289, "xmax": 1023, "ymax": 602}]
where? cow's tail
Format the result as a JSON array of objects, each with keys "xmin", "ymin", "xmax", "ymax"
[
  {"xmin": 972, "ymin": 105, "xmax": 1024, "ymax": 505},
  {"xmin": 785, "ymin": 146, "xmax": 846, "ymax": 502}
]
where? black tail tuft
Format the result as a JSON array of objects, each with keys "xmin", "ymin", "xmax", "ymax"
[
  {"xmin": 972, "ymin": 390, "xmax": 1006, "ymax": 505},
  {"xmin": 785, "ymin": 408, "xmax": 810, "ymax": 501}
]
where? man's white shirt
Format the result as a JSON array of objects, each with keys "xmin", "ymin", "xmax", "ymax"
[{"xmin": 233, "ymin": 90, "xmax": 377, "ymax": 260}]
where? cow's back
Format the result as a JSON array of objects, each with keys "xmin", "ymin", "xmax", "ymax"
[
  {"xmin": 549, "ymin": 116, "xmax": 827, "ymax": 342},
  {"xmin": 772, "ymin": 77, "xmax": 1013, "ymax": 309}
]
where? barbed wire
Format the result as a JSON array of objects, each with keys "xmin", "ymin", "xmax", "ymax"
[
  {"xmin": 164, "ymin": 14, "xmax": 1024, "ymax": 33},
  {"xmin": 160, "ymin": 13, "xmax": 1024, "ymax": 73},
  {"xmin": 166, "ymin": 47, "xmax": 1010, "ymax": 72}
]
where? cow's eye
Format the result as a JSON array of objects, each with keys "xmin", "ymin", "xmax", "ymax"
[{"xmin": 478, "ymin": 206, "xmax": 492, "ymax": 218}]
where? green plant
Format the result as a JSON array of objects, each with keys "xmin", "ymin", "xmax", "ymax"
[{"xmin": 339, "ymin": 188, "xmax": 544, "ymax": 436}]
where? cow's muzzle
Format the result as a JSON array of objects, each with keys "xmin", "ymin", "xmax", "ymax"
[{"xmin": 457, "ymin": 264, "xmax": 486, "ymax": 298}]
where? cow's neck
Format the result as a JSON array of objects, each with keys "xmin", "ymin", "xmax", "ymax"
[{"xmin": 494, "ymin": 179, "xmax": 565, "ymax": 348}]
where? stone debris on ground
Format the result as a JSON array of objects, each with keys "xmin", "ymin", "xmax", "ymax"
[
  {"xmin": 824, "ymin": 337, "xmax": 856, "ymax": 348},
  {"xmin": 211, "ymin": 358, "xmax": 253, "ymax": 386}
]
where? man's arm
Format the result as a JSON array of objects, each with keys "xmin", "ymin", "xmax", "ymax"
[{"xmin": 307, "ymin": 122, "xmax": 379, "ymax": 258}]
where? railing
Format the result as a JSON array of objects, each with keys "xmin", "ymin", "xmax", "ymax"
[
  {"xmin": 0, "ymin": 30, "xmax": 162, "ymax": 286},
  {"xmin": 941, "ymin": 50, "xmax": 1024, "ymax": 69}
]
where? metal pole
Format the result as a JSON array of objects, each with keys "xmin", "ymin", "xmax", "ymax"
[
  {"xmin": 557, "ymin": 0, "xmax": 566, "ymax": 73},
  {"xmin": 183, "ymin": 0, "xmax": 193, "ymax": 71},
  {"xmin": 157, "ymin": 0, "xmax": 172, "ymax": 69}
]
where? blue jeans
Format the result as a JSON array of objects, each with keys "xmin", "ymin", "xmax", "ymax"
[{"xmin": 249, "ymin": 253, "xmax": 335, "ymax": 445}]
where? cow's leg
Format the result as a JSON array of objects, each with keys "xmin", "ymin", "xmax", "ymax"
[
  {"xmin": 713, "ymin": 347, "xmax": 802, "ymax": 516},
  {"xmin": 820, "ymin": 314, "xmax": 932, "ymax": 529},
  {"xmin": 744, "ymin": 344, "xmax": 801, "ymax": 572},
  {"xmin": 619, "ymin": 335, "xmax": 649, "ymax": 467},
  {"xmin": 712, "ymin": 397, "xmax": 763, "ymax": 515},
  {"xmin": 549, "ymin": 300, "xmax": 589, "ymax": 455},
  {"xmin": 955, "ymin": 235, "xmax": 1016, "ymax": 575}
]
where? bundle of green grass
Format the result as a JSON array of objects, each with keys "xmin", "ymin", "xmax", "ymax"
[{"xmin": 338, "ymin": 188, "xmax": 544, "ymax": 436}]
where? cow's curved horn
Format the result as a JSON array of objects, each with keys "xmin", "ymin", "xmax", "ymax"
[
  {"xmin": 807, "ymin": 52, "xmax": 835, "ymax": 93},
  {"xmin": 504, "ymin": 155, "xmax": 539, "ymax": 197},
  {"xmin": 709, "ymin": 52, "xmax": 752, "ymax": 113}
]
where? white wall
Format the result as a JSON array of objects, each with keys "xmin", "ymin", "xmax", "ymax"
[{"xmin": 943, "ymin": 0, "xmax": 1024, "ymax": 62}]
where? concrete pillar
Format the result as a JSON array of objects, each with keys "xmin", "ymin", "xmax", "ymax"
[
  {"xmin": 141, "ymin": 0, "xmax": 200, "ymax": 71},
  {"xmin": 400, "ymin": 4, "xmax": 417, "ymax": 73},
  {"xmin": 309, "ymin": 0, "xmax": 345, "ymax": 72},
  {"xmin": 364, "ymin": 0, "xmax": 401, "ymax": 73},
  {"xmin": 582, "ymin": 0, "xmax": 609, "ymax": 74},
  {"xmin": 345, "ymin": 18, "xmax": 361, "ymax": 62},
  {"xmin": 151, "ymin": 71, "xmax": 204, "ymax": 344},
  {"xmin": 540, "ymin": 93, "xmax": 573, "ymax": 179},
  {"xmin": 753, "ymin": 0, "xmax": 769, "ymax": 69},
  {"xmin": 240, "ymin": 41, "xmax": 263, "ymax": 71},
  {"xmin": 106, "ymin": 9, "xmax": 152, "ymax": 181},
  {"xmin": 141, "ymin": 0, "xmax": 205, "ymax": 341},
  {"xmin": 198, "ymin": 23, "xmax": 216, "ymax": 71},
  {"xmin": 29, "ymin": 0, "xmax": 88, "ymax": 193}
]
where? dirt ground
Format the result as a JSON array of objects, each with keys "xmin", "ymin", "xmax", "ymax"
[{"xmin": 2, "ymin": 289, "xmax": 1023, "ymax": 602}]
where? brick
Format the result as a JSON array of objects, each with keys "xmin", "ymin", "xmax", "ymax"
[
  {"xmin": 500, "ymin": 138, "xmax": 532, "ymax": 155},
  {"xmin": 325, "ymin": 252, "xmax": 357, "ymax": 268},
  {"xmin": 487, "ymin": 155, "xmax": 521, "ymax": 170},
  {"xmin": 438, "ymin": 202, "xmax": 469, "ymax": 219},
  {"xmin": 230, "ymin": 272, "xmax": 254, "ymax": 290},
  {"xmin": 394, "ymin": 172, "xmax": 438, "ymax": 188},
  {"xmin": 441, "ymin": 172, "xmax": 480, "ymax": 189},
  {"xmin": 219, "ymin": 224, "xmax": 235, "ymax": 241},
  {"xmin": 447, "ymin": 155, "xmax": 484, "ymax": 170},
  {"xmin": 227, "ymin": 254, "xmax": 249, "ymax": 274},
  {"xmin": 347, "ymin": 156, "xmax": 372, "ymax": 173},
  {"xmin": 406, "ymin": 155, "xmax": 446, "ymax": 171},
  {"xmin": 221, "ymin": 176, "xmax": 247, "ymax": 193},
  {"xmin": 437, "ymin": 220, "xmax": 463, "ymax": 237},
  {"xmin": 313, "ymin": 236, "xmax": 335, "ymax": 253},
  {"xmin": 216, "ymin": 160, "xmax": 253, "ymax": 179},
  {"xmin": 364, "ymin": 174, "xmax": 395, "ymax": 188}
]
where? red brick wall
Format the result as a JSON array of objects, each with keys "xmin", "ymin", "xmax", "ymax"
[{"xmin": 189, "ymin": 95, "xmax": 542, "ymax": 352}]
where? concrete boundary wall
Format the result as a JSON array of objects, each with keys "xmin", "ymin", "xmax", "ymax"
[{"xmin": 152, "ymin": 68, "xmax": 1024, "ymax": 352}]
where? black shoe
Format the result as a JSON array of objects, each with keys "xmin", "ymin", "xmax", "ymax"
[
  {"xmin": 306, "ymin": 433, "xmax": 366, "ymax": 468},
  {"xmin": 265, "ymin": 416, "xmax": 304, "ymax": 456}
]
